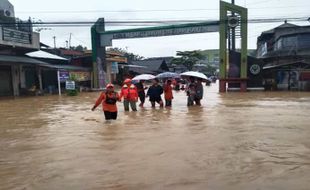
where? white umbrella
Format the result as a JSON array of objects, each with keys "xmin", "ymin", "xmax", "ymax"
[
  {"xmin": 132, "ymin": 74, "xmax": 155, "ymax": 81},
  {"xmin": 156, "ymin": 72, "xmax": 180, "ymax": 79},
  {"xmin": 180, "ymin": 71, "xmax": 208, "ymax": 80}
]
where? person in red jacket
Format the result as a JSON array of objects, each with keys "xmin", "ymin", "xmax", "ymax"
[
  {"xmin": 91, "ymin": 84, "xmax": 120, "ymax": 120},
  {"xmin": 119, "ymin": 78, "xmax": 138, "ymax": 111},
  {"xmin": 163, "ymin": 79, "xmax": 174, "ymax": 107}
]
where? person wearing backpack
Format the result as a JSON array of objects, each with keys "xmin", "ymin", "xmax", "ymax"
[{"xmin": 91, "ymin": 84, "xmax": 120, "ymax": 120}]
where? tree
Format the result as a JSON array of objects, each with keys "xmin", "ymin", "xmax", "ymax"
[
  {"xmin": 71, "ymin": 45, "xmax": 87, "ymax": 51},
  {"xmin": 201, "ymin": 64, "xmax": 217, "ymax": 76},
  {"xmin": 171, "ymin": 50, "xmax": 206, "ymax": 71},
  {"xmin": 107, "ymin": 47, "xmax": 144, "ymax": 62}
]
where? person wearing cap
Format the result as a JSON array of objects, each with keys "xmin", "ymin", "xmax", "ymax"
[
  {"xmin": 146, "ymin": 78, "xmax": 164, "ymax": 108},
  {"xmin": 120, "ymin": 78, "xmax": 138, "ymax": 111},
  {"xmin": 91, "ymin": 84, "xmax": 120, "ymax": 120},
  {"xmin": 163, "ymin": 79, "xmax": 173, "ymax": 107}
]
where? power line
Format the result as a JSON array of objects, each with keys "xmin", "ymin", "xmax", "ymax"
[
  {"xmin": 16, "ymin": 5, "xmax": 309, "ymax": 14},
  {"xmin": 1, "ymin": 17, "xmax": 308, "ymax": 28}
]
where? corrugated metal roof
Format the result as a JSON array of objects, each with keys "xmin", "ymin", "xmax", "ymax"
[
  {"xmin": 26, "ymin": 50, "xmax": 68, "ymax": 60},
  {"xmin": 131, "ymin": 59, "xmax": 163, "ymax": 71},
  {"xmin": 262, "ymin": 23, "xmax": 299, "ymax": 35},
  {"xmin": 0, "ymin": 54, "xmax": 91, "ymax": 71},
  {"xmin": 0, "ymin": 54, "xmax": 49, "ymax": 65}
]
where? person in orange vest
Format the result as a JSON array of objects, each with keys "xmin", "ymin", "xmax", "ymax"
[
  {"xmin": 91, "ymin": 84, "xmax": 120, "ymax": 120},
  {"xmin": 163, "ymin": 79, "xmax": 174, "ymax": 107},
  {"xmin": 119, "ymin": 78, "xmax": 138, "ymax": 111}
]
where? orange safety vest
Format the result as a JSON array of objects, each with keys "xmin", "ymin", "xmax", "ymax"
[
  {"xmin": 120, "ymin": 84, "xmax": 138, "ymax": 101},
  {"xmin": 94, "ymin": 92, "xmax": 120, "ymax": 112},
  {"xmin": 164, "ymin": 84, "xmax": 173, "ymax": 100}
]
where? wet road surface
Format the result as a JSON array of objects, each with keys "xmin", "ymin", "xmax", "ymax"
[{"xmin": 1, "ymin": 84, "xmax": 310, "ymax": 190}]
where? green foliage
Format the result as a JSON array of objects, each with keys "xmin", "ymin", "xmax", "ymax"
[
  {"xmin": 171, "ymin": 50, "xmax": 217, "ymax": 75},
  {"xmin": 71, "ymin": 45, "xmax": 87, "ymax": 51},
  {"xmin": 171, "ymin": 50, "xmax": 206, "ymax": 71},
  {"xmin": 66, "ymin": 89, "xmax": 78, "ymax": 96},
  {"xmin": 69, "ymin": 74, "xmax": 78, "ymax": 82}
]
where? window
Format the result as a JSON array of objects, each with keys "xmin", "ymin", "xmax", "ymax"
[
  {"xmin": 257, "ymin": 42, "xmax": 267, "ymax": 57},
  {"xmin": 281, "ymin": 35, "xmax": 297, "ymax": 50},
  {"xmin": 298, "ymin": 34, "xmax": 310, "ymax": 49}
]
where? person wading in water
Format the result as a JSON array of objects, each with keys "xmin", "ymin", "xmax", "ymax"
[
  {"xmin": 120, "ymin": 78, "xmax": 138, "ymax": 111},
  {"xmin": 147, "ymin": 79, "xmax": 164, "ymax": 108},
  {"xmin": 91, "ymin": 84, "xmax": 120, "ymax": 120}
]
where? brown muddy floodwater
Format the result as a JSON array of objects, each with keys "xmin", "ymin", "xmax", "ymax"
[{"xmin": 0, "ymin": 84, "xmax": 310, "ymax": 190}]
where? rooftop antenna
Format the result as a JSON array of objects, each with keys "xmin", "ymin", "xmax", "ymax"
[{"xmin": 53, "ymin": 36, "xmax": 56, "ymax": 49}]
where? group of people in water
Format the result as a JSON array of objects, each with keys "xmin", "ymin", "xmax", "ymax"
[{"xmin": 91, "ymin": 76, "xmax": 204, "ymax": 121}]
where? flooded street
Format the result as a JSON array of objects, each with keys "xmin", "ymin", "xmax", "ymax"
[{"xmin": 1, "ymin": 84, "xmax": 310, "ymax": 190}]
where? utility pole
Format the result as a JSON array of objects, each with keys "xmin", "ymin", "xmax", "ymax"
[
  {"xmin": 231, "ymin": 0, "xmax": 236, "ymax": 51},
  {"xmin": 65, "ymin": 40, "xmax": 69, "ymax": 49},
  {"xmin": 69, "ymin": 33, "xmax": 72, "ymax": 49},
  {"xmin": 53, "ymin": 36, "xmax": 56, "ymax": 49}
]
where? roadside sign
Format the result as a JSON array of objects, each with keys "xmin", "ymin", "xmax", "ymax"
[
  {"xmin": 59, "ymin": 71, "xmax": 70, "ymax": 81},
  {"xmin": 65, "ymin": 81, "xmax": 76, "ymax": 90},
  {"xmin": 111, "ymin": 62, "xmax": 119, "ymax": 74}
]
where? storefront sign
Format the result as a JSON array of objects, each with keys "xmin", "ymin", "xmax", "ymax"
[
  {"xmin": 70, "ymin": 72, "xmax": 91, "ymax": 81},
  {"xmin": 65, "ymin": 81, "xmax": 76, "ymax": 90},
  {"xmin": 2, "ymin": 28, "xmax": 32, "ymax": 44},
  {"xmin": 111, "ymin": 62, "xmax": 119, "ymax": 74}
]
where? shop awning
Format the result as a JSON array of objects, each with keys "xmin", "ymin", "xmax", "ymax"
[
  {"xmin": 40, "ymin": 64, "xmax": 92, "ymax": 72},
  {"xmin": 0, "ymin": 54, "xmax": 91, "ymax": 71},
  {"xmin": 263, "ymin": 61, "xmax": 310, "ymax": 70},
  {"xmin": 0, "ymin": 54, "xmax": 49, "ymax": 65}
]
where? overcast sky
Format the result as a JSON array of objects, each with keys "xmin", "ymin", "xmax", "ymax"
[{"xmin": 9, "ymin": 0, "xmax": 310, "ymax": 57}]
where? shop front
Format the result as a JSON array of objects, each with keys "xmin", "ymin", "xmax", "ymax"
[{"xmin": 0, "ymin": 65, "xmax": 13, "ymax": 96}]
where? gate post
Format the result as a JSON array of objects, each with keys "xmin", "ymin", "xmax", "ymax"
[
  {"xmin": 219, "ymin": 1, "xmax": 248, "ymax": 92},
  {"xmin": 91, "ymin": 18, "xmax": 107, "ymax": 89}
]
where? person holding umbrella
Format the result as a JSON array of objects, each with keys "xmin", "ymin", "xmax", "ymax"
[
  {"xmin": 181, "ymin": 71, "xmax": 208, "ymax": 106},
  {"xmin": 163, "ymin": 79, "xmax": 173, "ymax": 107},
  {"xmin": 147, "ymin": 78, "xmax": 164, "ymax": 108},
  {"xmin": 91, "ymin": 84, "xmax": 120, "ymax": 121},
  {"xmin": 120, "ymin": 78, "xmax": 138, "ymax": 111},
  {"xmin": 195, "ymin": 78, "xmax": 204, "ymax": 106},
  {"xmin": 186, "ymin": 76, "xmax": 197, "ymax": 106}
]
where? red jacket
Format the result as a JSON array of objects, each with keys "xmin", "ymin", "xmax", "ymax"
[
  {"xmin": 94, "ymin": 92, "xmax": 120, "ymax": 112},
  {"xmin": 120, "ymin": 84, "xmax": 138, "ymax": 101},
  {"xmin": 164, "ymin": 84, "xmax": 173, "ymax": 100}
]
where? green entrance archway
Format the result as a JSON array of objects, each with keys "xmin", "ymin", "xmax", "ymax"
[{"xmin": 91, "ymin": 1, "xmax": 248, "ymax": 92}]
